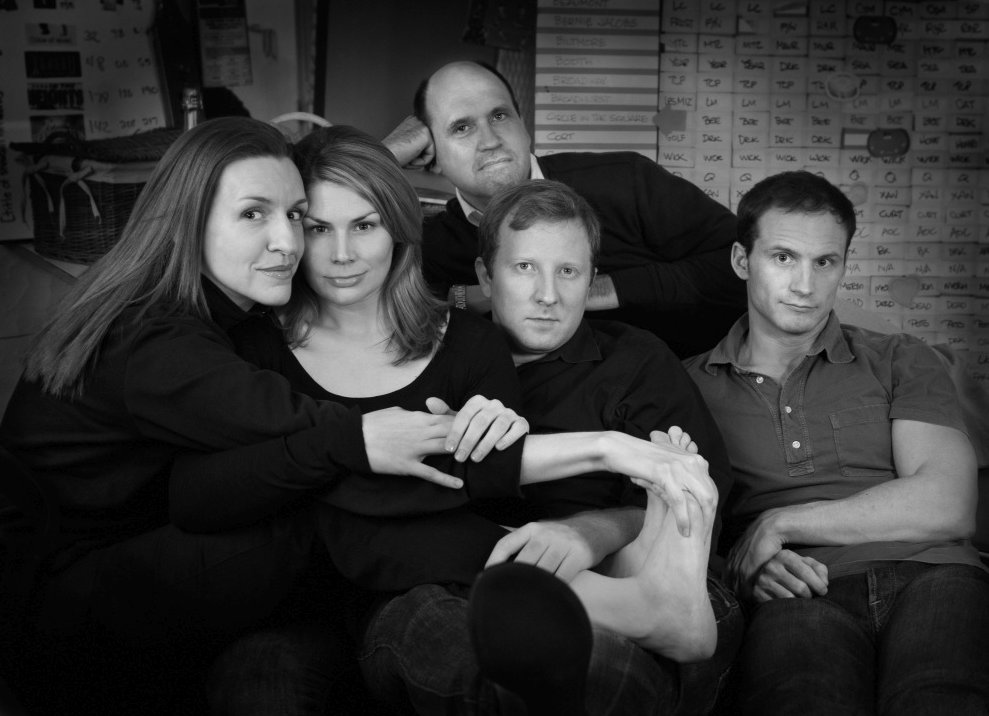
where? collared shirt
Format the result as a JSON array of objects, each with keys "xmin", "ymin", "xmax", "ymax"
[
  {"xmin": 456, "ymin": 153, "xmax": 544, "ymax": 226},
  {"xmin": 685, "ymin": 311, "xmax": 984, "ymax": 576},
  {"xmin": 483, "ymin": 318, "xmax": 734, "ymax": 554}
]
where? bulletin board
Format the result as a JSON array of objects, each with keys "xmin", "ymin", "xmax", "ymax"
[
  {"xmin": 0, "ymin": 1, "xmax": 167, "ymax": 242},
  {"xmin": 534, "ymin": 0, "xmax": 989, "ymax": 390}
]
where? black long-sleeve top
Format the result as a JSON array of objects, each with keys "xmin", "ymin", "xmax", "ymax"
[
  {"xmin": 0, "ymin": 280, "xmax": 369, "ymax": 570},
  {"xmin": 168, "ymin": 309, "xmax": 526, "ymax": 590},
  {"xmin": 422, "ymin": 152, "xmax": 748, "ymax": 357}
]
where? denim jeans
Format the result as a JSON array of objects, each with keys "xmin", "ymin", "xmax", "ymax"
[
  {"xmin": 358, "ymin": 576, "xmax": 743, "ymax": 716},
  {"xmin": 734, "ymin": 562, "xmax": 989, "ymax": 716}
]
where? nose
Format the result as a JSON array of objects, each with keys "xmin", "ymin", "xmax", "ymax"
[
  {"xmin": 533, "ymin": 272, "xmax": 558, "ymax": 306},
  {"xmin": 268, "ymin": 215, "xmax": 302, "ymax": 257},
  {"xmin": 329, "ymin": 233, "xmax": 354, "ymax": 264},
  {"xmin": 790, "ymin": 262, "xmax": 813, "ymax": 295},
  {"xmin": 476, "ymin": 121, "xmax": 502, "ymax": 150}
]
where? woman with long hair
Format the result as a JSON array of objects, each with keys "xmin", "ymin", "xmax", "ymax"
[{"xmin": 0, "ymin": 117, "xmax": 522, "ymax": 715}]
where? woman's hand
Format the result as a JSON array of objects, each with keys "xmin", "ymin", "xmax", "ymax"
[
  {"xmin": 602, "ymin": 431, "xmax": 715, "ymax": 538},
  {"xmin": 362, "ymin": 406, "xmax": 462, "ymax": 488},
  {"xmin": 426, "ymin": 395, "xmax": 529, "ymax": 463}
]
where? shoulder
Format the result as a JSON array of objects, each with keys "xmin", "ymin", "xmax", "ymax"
[
  {"xmin": 445, "ymin": 309, "xmax": 505, "ymax": 346},
  {"xmin": 682, "ymin": 349, "xmax": 713, "ymax": 375},
  {"xmin": 840, "ymin": 323, "xmax": 941, "ymax": 370},
  {"xmin": 588, "ymin": 319, "xmax": 680, "ymax": 368},
  {"xmin": 423, "ymin": 199, "xmax": 469, "ymax": 235},
  {"xmin": 129, "ymin": 303, "xmax": 227, "ymax": 349},
  {"xmin": 541, "ymin": 151, "xmax": 648, "ymax": 173}
]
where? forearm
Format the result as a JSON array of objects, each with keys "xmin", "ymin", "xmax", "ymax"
[
  {"xmin": 585, "ymin": 274, "xmax": 620, "ymax": 311},
  {"xmin": 770, "ymin": 475, "xmax": 976, "ymax": 547},
  {"xmin": 606, "ymin": 248, "xmax": 741, "ymax": 310},
  {"xmin": 519, "ymin": 432, "xmax": 615, "ymax": 485}
]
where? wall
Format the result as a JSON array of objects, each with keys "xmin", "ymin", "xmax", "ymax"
[
  {"xmin": 323, "ymin": 0, "xmax": 496, "ymax": 140},
  {"xmin": 534, "ymin": 0, "xmax": 989, "ymax": 392}
]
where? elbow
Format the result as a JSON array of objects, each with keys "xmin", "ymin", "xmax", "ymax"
[
  {"xmin": 929, "ymin": 505, "xmax": 977, "ymax": 542},
  {"xmin": 950, "ymin": 513, "xmax": 977, "ymax": 541}
]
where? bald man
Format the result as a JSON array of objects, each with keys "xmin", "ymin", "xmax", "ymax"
[{"xmin": 384, "ymin": 60, "xmax": 747, "ymax": 358}]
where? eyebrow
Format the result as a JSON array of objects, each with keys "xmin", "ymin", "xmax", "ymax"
[
  {"xmin": 444, "ymin": 104, "xmax": 513, "ymax": 133},
  {"xmin": 239, "ymin": 195, "xmax": 308, "ymax": 208},
  {"xmin": 304, "ymin": 209, "xmax": 378, "ymax": 224},
  {"xmin": 765, "ymin": 243, "xmax": 842, "ymax": 260},
  {"xmin": 445, "ymin": 115, "xmax": 472, "ymax": 133}
]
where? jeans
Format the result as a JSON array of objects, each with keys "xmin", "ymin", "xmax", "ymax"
[
  {"xmin": 359, "ymin": 576, "xmax": 743, "ymax": 716},
  {"xmin": 734, "ymin": 562, "xmax": 989, "ymax": 716}
]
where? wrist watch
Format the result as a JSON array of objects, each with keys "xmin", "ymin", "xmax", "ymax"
[{"xmin": 452, "ymin": 284, "xmax": 467, "ymax": 310}]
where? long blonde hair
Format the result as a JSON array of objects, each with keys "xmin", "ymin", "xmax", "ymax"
[{"xmin": 286, "ymin": 125, "xmax": 446, "ymax": 364}]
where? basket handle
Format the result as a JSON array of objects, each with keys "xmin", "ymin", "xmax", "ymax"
[
  {"xmin": 21, "ymin": 159, "xmax": 55, "ymax": 228},
  {"xmin": 57, "ymin": 165, "xmax": 100, "ymax": 238}
]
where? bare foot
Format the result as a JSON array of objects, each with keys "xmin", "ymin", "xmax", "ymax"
[
  {"xmin": 604, "ymin": 477, "xmax": 674, "ymax": 577},
  {"xmin": 651, "ymin": 426, "xmax": 698, "ymax": 453},
  {"xmin": 626, "ymin": 487, "xmax": 716, "ymax": 661}
]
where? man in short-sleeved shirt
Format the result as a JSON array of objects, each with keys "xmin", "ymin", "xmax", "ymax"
[{"xmin": 684, "ymin": 170, "xmax": 989, "ymax": 715}]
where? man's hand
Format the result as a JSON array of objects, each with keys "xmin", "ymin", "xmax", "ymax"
[
  {"xmin": 362, "ymin": 407, "xmax": 462, "ymax": 488},
  {"xmin": 485, "ymin": 519, "xmax": 597, "ymax": 583},
  {"xmin": 426, "ymin": 396, "xmax": 529, "ymax": 462},
  {"xmin": 750, "ymin": 549, "xmax": 829, "ymax": 603},
  {"xmin": 726, "ymin": 508, "xmax": 788, "ymax": 595},
  {"xmin": 382, "ymin": 115, "xmax": 435, "ymax": 169}
]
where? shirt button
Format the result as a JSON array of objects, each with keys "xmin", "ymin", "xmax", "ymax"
[
  {"xmin": 755, "ymin": 376, "xmax": 764, "ymax": 384},
  {"xmin": 792, "ymin": 440, "xmax": 801, "ymax": 449},
  {"xmin": 785, "ymin": 406, "xmax": 792, "ymax": 414}
]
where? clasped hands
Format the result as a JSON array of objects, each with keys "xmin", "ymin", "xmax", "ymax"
[
  {"xmin": 361, "ymin": 395, "xmax": 528, "ymax": 489},
  {"xmin": 726, "ymin": 508, "xmax": 829, "ymax": 603}
]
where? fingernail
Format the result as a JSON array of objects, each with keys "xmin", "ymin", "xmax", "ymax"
[{"xmin": 455, "ymin": 450, "xmax": 466, "ymax": 461}]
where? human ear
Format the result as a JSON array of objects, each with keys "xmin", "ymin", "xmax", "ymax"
[
  {"xmin": 730, "ymin": 242, "xmax": 749, "ymax": 280},
  {"xmin": 475, "ymin": 257, "xmax": 493, "ymax": 298}
]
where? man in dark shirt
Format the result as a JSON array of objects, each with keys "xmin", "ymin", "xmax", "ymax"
[
  {"xmin": 384, "ymin": 60, "xmax": 746, "ymax": 358},
  {"xmin": 360, "ymin": 179, "xmax": 741, "ymax": 715}
]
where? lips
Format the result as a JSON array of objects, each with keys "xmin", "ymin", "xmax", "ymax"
[
  {"xmin": 257, "ymin": 263, "xmax": 295, "ymax": 278},
  {"xmin": 324, "ymin": 272, "xmax": 366, "ymax": 287},
  {"xmin": 478, "ymin": 156, "xmax": 512, "ymax": 171}
]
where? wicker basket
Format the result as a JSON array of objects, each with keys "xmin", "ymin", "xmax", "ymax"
[{"xmin": 12, "ymin": 130, "xmax": 181, "ymax": 264}]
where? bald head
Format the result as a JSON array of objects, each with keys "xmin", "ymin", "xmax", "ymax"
[
  {"xmin": 414, "ymin": 61, "xmax": 520, "ymax": 130},
  {"xmin": 413, "ymin": 61, "xmax": 532, "ymax": 210}
]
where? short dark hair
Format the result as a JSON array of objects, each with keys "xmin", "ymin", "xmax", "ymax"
[
  {"xmin": 413, "ymin": 61, "xmax": 521, "ymax": 129},
  {"xmin": 478, "ymin": 179, "xmax": 601, "ymax": 272},
  {"xmin": 736, "ymin": 170, "xmax": 856, "ymax": 253}
]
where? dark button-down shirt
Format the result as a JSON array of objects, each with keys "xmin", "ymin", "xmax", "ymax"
[
  {"xmin": 481, "ymin": 318, "xmax": 733, "ymax": 554},
  {"xmin": 685, "ymin": 312, "xmax": 984, "ymax": 576}
]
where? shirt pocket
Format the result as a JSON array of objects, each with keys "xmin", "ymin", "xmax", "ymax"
[{"xmin": 829, "ymin": 403, "xmax": 894, "ymax": 478}]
